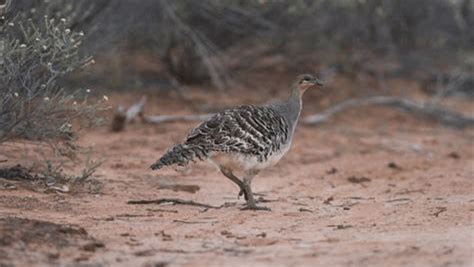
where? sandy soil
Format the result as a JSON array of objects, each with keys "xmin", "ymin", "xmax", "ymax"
[{"xmin": 0, "ymin": 90, "xmax": 473, "ymax": 267}]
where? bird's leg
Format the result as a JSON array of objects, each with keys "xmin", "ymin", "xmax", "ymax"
[
  {"xmin": 241, "ymin": 171, "xmax": 270, "ymax": 211},
  {"xmin": 240, "ymin": 170, "xmax": 259, "ymax": 199},
  {"xmin": 219, "ymin": 167, "xmax": 248, "ymax": 200}
]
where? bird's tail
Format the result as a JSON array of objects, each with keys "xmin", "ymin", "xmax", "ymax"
[{"xmin": 150, "ymin": 144, "xmax": 209, "ymax": 170}]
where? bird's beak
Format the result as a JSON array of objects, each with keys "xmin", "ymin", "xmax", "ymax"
[{"xmin": 312, "ymin": 78, "xmax": 324, "ymax": 86}]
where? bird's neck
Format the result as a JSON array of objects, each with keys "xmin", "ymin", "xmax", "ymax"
[{"xmin": 285, "ymin": 87, "xmax": 303, "ymax": 126}]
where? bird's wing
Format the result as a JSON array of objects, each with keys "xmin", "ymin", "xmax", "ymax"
[{"xmin": 184, "ymin": 105, "xmax": 289, "ymax": 160}]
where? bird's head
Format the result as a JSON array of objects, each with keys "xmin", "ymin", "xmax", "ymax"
[{"xmin": 294, "ymin": 74, "xmax": 324, "ymax": 93}]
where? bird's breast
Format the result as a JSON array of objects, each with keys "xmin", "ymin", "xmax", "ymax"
[{"xmin": 208, "ymin": 140, "xmax": 292, "ymax": 173}]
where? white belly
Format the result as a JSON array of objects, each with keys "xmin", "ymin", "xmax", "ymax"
[{"xmin": 209, "ymin": 142, "xmax": 292, "ymax": 172}]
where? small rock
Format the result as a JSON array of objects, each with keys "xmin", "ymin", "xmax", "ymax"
[
  {"xmin": 48, "ymin": 252, "xmax": 60, "ymax": 259},
  {"xmin": 256, "ymin": 232, "xmax": 266, "ymax": 238},
  {"xmin": 323, "ymin": 196, "xmax": 334, "ymax": 204},
  {"xmin": 326, "ymin": 167, "xmax": 338, "ymax": 174},
  {"xmin": 448, "ymin": 152, "xmax": 460, "ymax": 159},
  {"xmin": 387, "ymin": 162, "xmax": 401, "ymax": 170},
  {"xmin": 82, "ymin": 241, "xmax": 105, "ymax": 252},
  {"xmin": 134, "ymin": 249, "xmax": 155, "ymax": 257},
  {"xmin": 335, "ymin": 224, "xmax": 352, "ymax": 230}
]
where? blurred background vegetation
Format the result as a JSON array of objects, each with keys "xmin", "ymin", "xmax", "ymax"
[
  {"xmin": 0, "ymin": 0, "xmax": 473, "ymax": 189},
  {"xmin": 1, "ymin": 0, "xmax": 473, "ymax": 152},
  {"xmin": 3, "ymin": 0, "xmax": 473, "ymax": 93}
]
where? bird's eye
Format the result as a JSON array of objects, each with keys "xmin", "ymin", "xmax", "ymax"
[{"xmin": 299, "ymin": 76, "xmax": 312, "ymax": 83}]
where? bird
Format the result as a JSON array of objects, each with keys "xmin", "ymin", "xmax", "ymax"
[{"xmin": 150, "ymin": 74, "xmax": 323, "ymax": 210}]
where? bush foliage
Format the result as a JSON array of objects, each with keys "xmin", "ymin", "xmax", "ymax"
[{"xmin": 0, "ymin": 14, "xmax": 104, "ymax": 146}]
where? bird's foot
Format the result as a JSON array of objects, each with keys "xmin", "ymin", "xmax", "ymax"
[
  {"xmin": 237, "ymin": 189, "xmax": 249, "ymax": 201},
  {"xmin": 240, "ymin": 204, "xmax": 271, "ymax": 211}
]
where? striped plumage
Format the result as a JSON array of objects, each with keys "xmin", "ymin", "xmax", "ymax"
[
  {"xmin": 152, "ymin": 105, "xmax": 289, "ymax": 169},
  {"xmin": 151, "ymin": 74, "xmax": 323, "ymax": 210}
]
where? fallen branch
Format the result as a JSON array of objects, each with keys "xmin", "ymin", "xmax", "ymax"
[
  {"xmin": 111, "ymin": 96, "xmax": 212, "ymax": 129},
  {"xmin": 303, "ymin": 96, "xmax": 474, "ymax": 128},
  {"xmin": 116, "ymin": 96, "xmax": 473, "ymax": 129},
  {"xmin": 127, "ymin": 198, "xmax": 220, "ymax": 209},
  {"xmin": 125, "ymin": 96, "xmax": 146, "ymax": 122},
  {"xmin": 111, "ymin": 96, "xmax": 147, "ymax": 132}
]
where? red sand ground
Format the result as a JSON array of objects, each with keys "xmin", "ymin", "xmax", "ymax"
[{"xmin": 0, "ymin": 88, "xmax": 473, "ymax": 267}]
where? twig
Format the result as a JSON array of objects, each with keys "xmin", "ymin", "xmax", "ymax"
[
  {"xmin": 303, "ymin": 96, "xmax": 474, "ymax": 128},
  {"xmin": 0, "ymin": 0, "xmax": 11, "ymax": 14},
  {"xmin": 146, "ymin": 208, "xmax": 178, "ymax": 213},
  {"xmin": 432, "ymin": 207, "xmax": 447, "ymax": 217},
  {"xmin": 385, "ymin": 198, "xmax": 412, "ymax": 203},
  {"xmin": 127, "ymin": 198, "xmax": 220, "ymax": 209},
  {"xmin": 172, "ymin": 219, "xmax": 216, "ymax": 224},
  {"xmin": 145, "ymin": 114, "xmax": 213, "ymax": 124},
  {"xmin": 161, "ymin": 0, "xmax": 230, "ymax": 91}
]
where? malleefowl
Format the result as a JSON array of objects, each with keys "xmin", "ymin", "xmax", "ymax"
[{"xmin": 151, "ymin": 74, "xmax": 323, "ymax": 210}]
